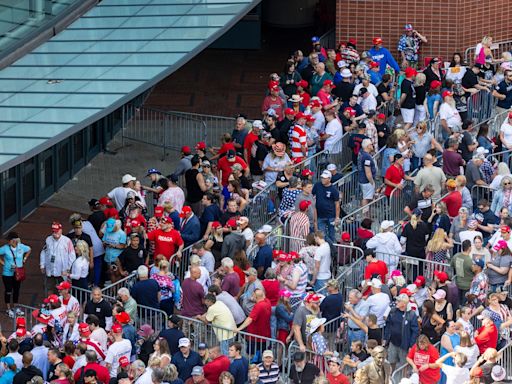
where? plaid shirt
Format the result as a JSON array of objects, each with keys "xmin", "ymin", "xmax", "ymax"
[{"xmin": 480, "ymin": 160, "xmax": 494, "ymax": 184}]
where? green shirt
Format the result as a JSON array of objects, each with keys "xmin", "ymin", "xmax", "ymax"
[{"xmin": 450, "ymin": 252, "xmax": 475, "ymax": 290}]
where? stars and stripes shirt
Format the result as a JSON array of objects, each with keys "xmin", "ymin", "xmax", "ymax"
[{"xmin": 290, "ymin": 124, "xmax": 307, "ymax": 159}]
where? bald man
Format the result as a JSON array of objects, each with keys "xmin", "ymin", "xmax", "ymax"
[
  {"xmin": 235, "ymin": 289, "xmax": 271, "ymax": 355},
  {"xmin": 414, "ymin": 153, "xmax": 446, "ymax": 199}
]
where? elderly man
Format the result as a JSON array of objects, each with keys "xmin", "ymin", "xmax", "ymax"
[
  {"xmin": 40, "ymin": 222, "xmax": 76, "ymax": 293},
  {"xmin": 397, "ymin": 24, "xmax": 427, "ymax": 68},
  {"xmin": 253, "ymin": 234, "xmax": 272, "ymax": 280},
  {"xmin": 181, "ymin": 266, "xmax": 206, "ymax": 336},
  {"xmin": 365, "ymin": 278, "xmax": 391, "ymax": 328},
  {"xmin": 257, "ymin": 350, "xmax": 279, "ymax": 384},
  {"xmin": 130, "ymin": 265, "xmax": 160, "ymax": 309},
  {"xmin": 466, "ymin": 152, "xmax": 487, "ymax": 190},
  {"xmin": 289, "ymin": 351, "xmax": 320, "ymax": 384},
  {"xmin": 440, "ymin": 91, "xmax": 463, "ymax": 138},
  {"xmin": 343, "ymin": 289, "xmax": 369, "ymax": 344},
  {"xmin": 220, "ymin": 257, "xmax": 240, "ymax": 297},
  {"xmin": 84, "ymin": 287, "xmax": 112, "ymax": 330},
  {"xmin": 357, "ymin": 138, "xmax": 377, "ymax": 207},
  {"xmin": 383, "ymin": 294, "xmax": 419, "ymax": 370},
  {"xmin": 197, "ymin": 294, "xmax": 236, "ymax": 355},
  {"xmin": 292, "ymin": 293, "xmax": 321, "ymax": 352},
  {"xmin": 179, "ymin": 206, "xmax": 201, "ymax": 246},
  {"xmin": 203, "ymin": 345, "xmax": 230, "ymax": 384},
  {"xmin": 414, "ymin": 154, "xmax": 447, "ymax": 199},
  {"xmin": 107, "ymin": 174, "xmax": 137, "ymax": 211},
  {"xmin": 208, "ymin": 285, "xmax": 246, "ymax": 326},
  {"xmin": 117, "ymin": 288, "xmax": 137, "ymax": 324},
  {"xmin": 240, "ymin": 268, "xmax": 264, "ymax": 315},
  {"xmin": 191, "ymin": 241, "xmax": 215, "ymax": 273}
]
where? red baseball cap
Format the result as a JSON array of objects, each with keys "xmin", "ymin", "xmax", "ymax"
[
  {"xmin": 111, "ymin": 323, "xmax": 123, "ymax": 333},
  {"xmin": 301, "ymin": 169, "xmax": 314, "ymax": 177},
  {"xmin": 179, "ymin": 206, "xmax": 192, "ymax": 218},
  {"xmin": 509, "ymin": 112, "xmax": 512, "ymax": 119},
  {"xmin": 119, "ymin": 356, "xmax": 130, "ymax": 368},
  {"xmin": 442, "ymin": 91, "xmax": 453, "ymax": 99},
  {"xmin": 414, "ymin": 276, "xmax": 426, "ymax": 287},
  {"xmin": 160, "ymin": 216, "xmax": 171, "ymax": 224},
  {"xmin": 284, "ymin": 108, "xmax": 296, "ymax": 116},
  {"xmin": 430, "ymin": 80, "xmax": 442, "ymax": 89},
  {"xmin": 296, "ymin": 80, "xmax": 308, "ymax": 88},
  {"xmin": 99, "ymin": 196, "xmax": 112, "ymax": 206},
  {"xmin": 181, "ymin": 146, "xmax": 191, "ymax": 155},
  {"xmin": 299, "ymin": 200, "xmax": 311, "ymax": 211},
  {"xmin": 51, "ymin": 222, "xmax": 62, "ymax": 232},
  {"xmin": 269, "ymin": 81, "xmax": 279, "ymax": 92},
  {"xmin": 376, "ymin": 113, "xmax": 386, "ymax": 120},
  {"xmin": 434, "ymin": 271, "xmax": 449, "ymax": 283},
  {"xmin": 295, "ymin": 112, "xmax": 307, "ymax": 120},
  {"xmin": 405, "ymin": 67, "xmax": 418, "ymax": 78},
  {"xmin": 211, "ymin": 221, "xmax": 221, "ymax": 229},
  {"xmin": 304, "ymin": 293, "xmax": 321, "ymax": 303},
  {"xmin": 130, "ymin": 219, "xmax": 140, "ymax": 227},
  {"xmin": 291, "ymin": 157, "xmax": 302, "ymax": 165},
  {"xmin": 78, "ymin": 322, "xmax": 91, "ymax": 336},
  {"xmin": 16, "ymin": 328, "xmax": 27, "ymax": 338},
  {"xmin": 56, "ymin": 281, "xmax": 71, "ymax": 290},
  {"xmin": 369, "ymin": 61, "xmax": 379, "ymax": 68},
  {"xmin": 501, "ymin": 225, "xmax": 511, "ymax": 233},
  {"xmin": 323, "ymin": 79, "xmax": 336, "ymax": 88},
  {"xmin": 373, "ymin": 37, "xmax": 383, "ymax": 45},
  {"xmin": 348, "ymin": 38, "xmax": 357, "ymax": 46},
  {"xmin": 310, "ymin": 99, "xmax": 322, "ymax": 108},
  {"xmin": 226, "ymin": 218, "xmax": 238, "ymax": 229},
  {"xmin": 272, "ymin": 250, "xmax": 281, "ymax": 259},
  {"xmin": 46, "ymin": 294, "xmax": 60, "ymax": 305},
  {"xmin": 16, "ymin": 317, "xmax": 26, "ymax": 328},
  {"xmin": 288, "ymin": 251, "xmax": 300, "ymax": 260},
  {"xmin": 306, "ymin": 114, "xmax": 316, "ymax": 122},
  {"xmin": 195, "ymin": 141, "xmax": 206, "ymax": 151},
  {"xmin": 341, "ymin": 232, "xmax": 351, "ymax": 242},
  {"xmin": 115, "ymin": 312, "xmax": 131, "ymax": 324},
  {"xmin": 344, "ymin": 107, "xmax": 356, "ymax": 117},
  {"xmin": 154, "ymin": 206, "xmax": 164, "ymax": 218},
  {"xmin": 399, "ymin": 288, "xmax": 414, "ymax": 297}
]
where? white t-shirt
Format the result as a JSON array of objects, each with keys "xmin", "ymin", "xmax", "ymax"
[
  {"xmin": 314, "ymin": 242, "xmax": 332, "ymax": 280},
  {"xmin": 366, "ymin": 292, "xmax": 391, "ymax": 327},
  {"xmin": 456, "ymin": 318, "xmax": 474, "ymax": 339},
  {"xmin": 441, "ymin": 364, "xmax": 470, "ymax": 384},
  {"xmin": 105, "ymin": 339, "xmax": 132, "ymax": 377},
  {"xmin": 488, "ymin": 231, "xmax": 512, "ymax": 250},
  {"xmin": 353, "ymin": 83, "xmax": 379, "ymax": 98},
  {"xmin": 360, "ymin": 94, "xmax": 378, "ymax": 113},
  {"xmin": 312, "ymin": 110, "xmax": 326, "ymax": 134},
  {"xmin": 458, "ymin": 230, "xmax": 483, "ymax": 245},
  {"xmin": 455, "ymin": 344, "xmax": 479, "ymax": 368},
  {"xmin": 324, "ymin": 118, "xmax": 343, "ymax": 154},
  {"xmin": 108, "ymin": 186, "xmax": 136, "ymax": 211},
  {"xmin": 500, "ymin": 121, "xmax": 512, "ymax": 147},
  {"xmin": 439, "ymin": 103, "xmax": 462, "ymax": 129},
  {"xmin": 7, "ymin": 352, "xmax": 23, "ymax": 370},
  {"xmin": 241, "ymin": 227, "xmax": 254, "ymax": 249},
  {"xmin": 91, "ymin": 327, "xmax": 109, "ymax": 351}
]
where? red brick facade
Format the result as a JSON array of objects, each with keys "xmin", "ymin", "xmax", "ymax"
[{"xmin": 336, "ymin": 0, "xmax": 512, "ymax": 65}]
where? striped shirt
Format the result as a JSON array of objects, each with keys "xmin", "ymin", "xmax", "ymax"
[
  {"xmin": 290, "ymin": 262, "xmax": 308, "ymax": 296},
  {"xmin": 258, "ymin": 362, "xmax": 280, "ymax": 384},
  {"xmin": 290, "ymin": 124, "xmax": 307, "ymax": 159},
  {"xmin": 289, "ymin": 212, "xmax": 309, "ymax": 253}
]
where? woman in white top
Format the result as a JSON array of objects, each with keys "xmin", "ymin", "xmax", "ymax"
[
  {"xmin": 149, "ymin": 338, "xmax": 172, "ymax": 368},
  {"xmin": 62, "ymin": 240, "xmax": 89, "ymax": 290},
  {"xmin": 454, "ymin": 331, "xmax": 479, "ymax": 368},
  {"xmin": 238, "ymin": 216, "xmax": 254, "ymax": 250},
  {"xmin": 62, "ymin": 312, "xmax": 80, "ymax": 344}
]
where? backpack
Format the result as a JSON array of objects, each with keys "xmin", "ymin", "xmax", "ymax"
[{"xmin": 75, "ymin": 366, "xmax": 86, "ymax": 384}]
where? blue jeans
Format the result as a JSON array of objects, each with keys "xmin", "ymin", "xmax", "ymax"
[
  {"xmin": 313, "ymin": 279, "xmax": 328, "ymax": 292},
  {"xmin": 317, "ymin": 218, "xmax": 335, "ymax": 243},
  {"xmin": 270, "ymin": 307, "xmax": 277, "ymax": 339},
  {"xmin": 93, "ymin": 256, "xmax": 103, "ymax": 286},
  {"xmin": 220, "ymin": 338, "xmax": 234, "ymax": 356},
  {"xmin": 504, "ymin": 150, "xmax": 511, "ymax": 169},
  {"xmin": 348, "ymin": 328, "xmax": 366, "ymax": 345}
]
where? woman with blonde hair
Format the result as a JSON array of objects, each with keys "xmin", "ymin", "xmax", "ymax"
[
  {"xmin": 450, "ymin": 207, "xmax": 469, "ymax": 243},
  {"xmin": 162, "ymin": 364, "xmax": 183, "ymax": 384},
  {"xmin": 475, "ymin": 36, "xmax": 495, "ymax": 65},
  {"xmin": 395, "ymin": 128, "xmax": 413, "ymax": 173},
  {"xmin": 491, "ymin": 175, "xmax": 512, "ymax": 215},
  {"xmin": 413, "ymin": 72, "xmax": 428, "ymax": 125},
  {"xmin": 489, "ymin": 162, "xmax": 511, "ymax": 190},
  {"xmin": 428, "ymin": 201, "xmax": 451, "ymax": 235},
  {"xmin": 151, "ymin": 258, "xmax": 176, "ymax": 315},
  {"xmin": 409, "ymin": 121, "xmax": 443, "ymax": 169},
  {"xmin": 426, "ymin": 228, "xmax": 454, "ymax": 274},
  {"xmin": 51, "ymin": 363, "xmax": 74, "ymax": 384},
  {"xmin": 456, "ymin": 175, "xmax": 473, "ymax": 212},
  {"xmin": 218, "ymin": 371, "xmax": 235, "ymax": 384},
  {"xmin": 455, "ymin": 331, "xmax": 479, "ymax": 368},
  {"xmin": 62, "ymin": 239, "xmax": 89, "ymax": 289}
]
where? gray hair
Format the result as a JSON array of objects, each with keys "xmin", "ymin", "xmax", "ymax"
[
  {"xmin": 118, "ymin": 288, "xmax": 130, "ymax": 297},
  {"xmin": 264, "ymin": 269, "xmax": 276, "ymax": 279},
  {"xmin": 221, "ymin": 257, "xmax": 234, "ymax": 268},
  {"xmin": 85, "ymin": 350, "xmax": 97, "ymax": 363},
  {"xmin": 131, "ymin": 360, "xmax": 146, "ymax": 371},
  {"xmin": 348, "ymin": 289, "xmax": 362, "ymax": 299},
  {"xmin": 137, "ymin": 265, "xmax": 148, "ymax": 278},
  {"xmin": 151, "ymin": 368, "xmax": 165, "ymax": 384}
]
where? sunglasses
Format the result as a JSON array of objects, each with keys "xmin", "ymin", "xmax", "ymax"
[{"xmin": 504, "ymin": 182, "xmax": 511, "ymax": 186}]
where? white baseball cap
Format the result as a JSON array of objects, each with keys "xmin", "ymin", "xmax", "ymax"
[
  {"xmin": 178, "ymin": 337, "xmax": 191, "ymax": 348},
  {"xmin": 368, "ymin": 278, "xmax": 382, "ymax": 288},
  {"xmin": 380, "ymin": 220, "xmax": 395, "ymax": 230},
  {"xmin": 321, "ymin": 170, "xmax": 332, "ymax": 179},
  {"xmin": 252, "ymin": 120, "xmax": 263, "ymax": 129},
  {"xmin": 122, "ymin": 174, "xmax": 136, "ymax": 184},
  {"xmin": 337, "ymin": 60, "xmax": 347, "ymax": 68},
  {"xmin": 326, "ymin": 164, "xmax": 337, "ymax": 171},
  {"xmin": 341, "ymin": 68, "xmax": 352, "ymax": 78}
]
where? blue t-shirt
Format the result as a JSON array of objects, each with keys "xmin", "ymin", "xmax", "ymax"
[
  {"xmin": 312, "ymin": 182, "xmax": 340, "ymax": 219},
  {"xmin": 130, "ymin": 279, "xmax": 160, "ymax": 309},
  {"xmin": 229, "ymin": 356, "xmax": 249, "ymax": 384},
  {"xmin": 357, "ymin": 150, "xmax": 376, "ymax": 183},
  {"xmin": 496, "ymin": 79, "xmax": 512, "ymax": 109},
  {"xmin": 200, "ymin": 204, "xmax": 221, "ymax": 233},
  {"xmin": 381, "ymin": 148, "xmax": 400, "ymax": 177},
  {"xmin": 426, "ymin": 93, "xmax": 442, "ymax": 118},
  {"xmin": 254, "ymin": 245, "xmax": 273, "ymax": 277},
  {"xmin": 0, "ymin": 243, "xmax": 30, "ymax": 277},
  {"xmin": 102, "ymin": 230, "xmax": 127, "ymax": 263}
]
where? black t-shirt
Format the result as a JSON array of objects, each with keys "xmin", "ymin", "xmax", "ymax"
[
  {"xmin": 376, "ymin": 82, "xmax": 391, "ymax": 105},
  {"xmin": 84, "ymin": 299, "xmax": 112, "ymax": 329},
  {"xmin": 250, "ymin": 141, "xmax": 269, "ymax": 175},
  {"xmin": 459, "ymin": 131, "xmax": 474, "ymax": 162},
  {"xmin": 289, "ymin": 363, "xmax": 320, "ymax": 384},
  {"xmin": 332, "ymin": 81, "xmax": 355, "ymax": 102},
  {"xmin": 407, "ymin": 192, "xmax": 433, "ymax": 221},
  {"xmin": 340, "ymin": 115, "xmax": 353, "ymax": 132},
  {"xmin": 496, "ymin": 80, "xmax": 512, "ymax": 109},
  {"xmin": 118, "ymin": 246, "xmax": 146, "ymax": 273},
  {"xmin": 376, "ymin": 122, "xmax": 390, "ymax": 149},
  {"xmin": 277, "ymin": 171, "xmax": 291, "ymax": 199},
  {"xmin": 88, "ymin": 211, "xmax": 106, "ymax": 235},
  {"xmin": 348, "ymin": 133, "xmax": 368, "ymax": 164},
  {"xmin": 220, "ymin": 210, "xmax": 241, "ymax": 226},
  {"xmin": 268, "ymin": 127, "xmax": 281, "ymax": 143},
  {"xmin": 67, "ymin": 231, "xmax": 93, "ymax": 248},
  {"xmin": 185, "ymin": 168, "xmax": 204, "ymax": 203},
  {"xmin": 414, "ymin": 85, "xmax": 426, "ymax": 105},
  {"xmin": 277, "ymin": 118, "xmax": 293, "ymax": 145},
  {"xmin": 402, "ymin": 221, "xmax": 429, "ymax": 257},
  {"xmin": 400, "ymin": 79, "xmax": 416, "ymax": 109},
  {"xmin": 461, "ymin": 70, "xmax": 479, "ymax": 95}
]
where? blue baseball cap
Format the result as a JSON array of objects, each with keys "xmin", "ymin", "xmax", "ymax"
[
  {"xmin": 105, "ymin": 217, "xmax": 116, "ymax": 233},
  {"xmin": 473, "ymin": 258, "xmax": 485, "ymax": 269},
  {"xmin": 404, "ymin": 24, "xmax": 413, "ymax": 30},
  {"xmin": 146, "ymin": 168, "xmax": 161, "ymax": 176},
  {"xmin": 311, "ymin": 36, "xmax": 320, "ymax": 43},
  {"xmin": 1, "ymin": 356, "xmax": 15, "ymax": 366}
]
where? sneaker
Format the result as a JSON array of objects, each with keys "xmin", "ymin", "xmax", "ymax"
[
  {"xmin": 15, "ymin": 308, "xmax": 24, "ymax": 316},
  {"xmin": 7, "ymin": 309, "xmax": 14, "ymax": 318}
]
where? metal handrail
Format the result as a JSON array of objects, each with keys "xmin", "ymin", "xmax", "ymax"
[{"xmin": 464, "ymin": 39, "xmax": 512, "ymax": 65}]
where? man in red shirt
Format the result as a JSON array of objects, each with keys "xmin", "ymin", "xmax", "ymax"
[
  {"xmin": 217, "ymin": 150, "xmax": 249, "ymax": 187},
  {"xmin": 236, "ymin": 288, "xmax": 271, "ymax": 351},
  {"xmin": 262, "ymin": 82, "xmax": 285, "ymax": 120},
  {"xmin": 244, "ymin": 120, "xmax": 263, "ymax": 164},
  {"xmin": 442, "ymin": 179, "xmax": 462, "ymax": 218},
  {"xmin": 384, "ymin": 154, "xmax": 413, "ymax": 197},
  {"xmin": 146, "ymin": 216, "xmax": 184, "ymax": 260},
  {"xmin": 74, "ymin": 347, "xmax": 110, "ymax": 383},
  {"xmin": 475, "ymin": 311, "xmax": 499, "ymax": 354},
  {"xmin": 326, "ymin": 357, "xmax": 350, "ymax": 384},
  {"xmin": 203, "ymin": 345, "xmax": 230, "ymax": 384},
  {"xmin": 363, "ymin": 249, "xmax": 388, "ymax": 295}
]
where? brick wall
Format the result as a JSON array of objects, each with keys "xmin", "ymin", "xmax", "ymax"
[{"xmin": 336, "ymin": 0, "xmax": 512, "ymax": 66}]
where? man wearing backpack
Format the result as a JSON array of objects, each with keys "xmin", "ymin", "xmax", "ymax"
[{"xmin": 383, "ymin": 294, "xmax": 419, "ymax": 371}]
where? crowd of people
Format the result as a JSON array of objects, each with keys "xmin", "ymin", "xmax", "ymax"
[{"xmin": 1, "ymin": 26, "xmax": 512, "ymax": 384}]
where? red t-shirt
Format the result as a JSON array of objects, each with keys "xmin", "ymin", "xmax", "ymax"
[
  {"xmin": 261, "ymin": 95, "xmax": 285, "ymax": 121},
  {"xmin": 203, "ymin": 355, "xmax": 230, "ymax": 384},
  {"xmin": 298, "ymin": 91, "xmax": 310, "ymax": 108},
  {"xmin": 124, "ymin": 214, "xmax": 147, "ymax": 234},
  {"xmin": 364, "ymin": 260, "xmax": 388, "ymax": 282},
  {"xmin": 475, "ymin": 324, "xmax": 498, "ymax": 354},
  {"xmin": 146, "ymin": 228, "xmax": 184, "ymax": 259},
  {"xmin": 244, "ymin": 132, "xmax": 259, "ymax": 158},
  {"xmin": 103, "ymin": 207, "xmax": 119, "ymax": 219},
  {"xmin": 218, "ymin": 142, "xmax": 236, "ymax": 156},
  {"xmin": 384, "ymin": 164, "xmax": 405, "ymax": 197},
  {"xmin": 74, "ymin": 362, "xmax": 110, "ymax": 384},
  {"xmin": 442, "ymin": 191, "xmax": 463, "ymax": 217},
  {"xmin": 247, "ymin": 298, "xmax": 272, "ymax": 340},
  {"xmin": 326, "ymin": 373, "xmax": 350, "ymax": 384},
  {"xmin": 406, "ymin": 344, "xmax": 440, "ymax": 384},
  {"xmin": 217, "ymin": 155, "xmax": 248, "ymax": 186},
  {"xmin": 261, "ymin": 279, "xmax": 280, "ymax": 306},
  {"xmin": 63, "ymin": 355, "xmax": 75, "ymax": 369},
  {"xmin": 317, "ymin": 89, "xmax": 331, "ymax": 107},
  {"xmin": 233, "ymin": 265, "xmax": 246, "ymax": 287}
]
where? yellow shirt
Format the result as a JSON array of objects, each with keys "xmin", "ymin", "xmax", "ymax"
[{"xmin": 205, "ymin": 301, "xmax": 236, "ymax": 341}]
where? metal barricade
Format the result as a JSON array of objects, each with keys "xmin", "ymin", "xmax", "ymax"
[
  {"xmin": 101, "ymin": 272, "xmax": 138, "ymax": 299},
  {"xmin": 372, "ymin": 145, "xmax": 386, "ymax": 179},
  {"xmin": 464, "ymin": 39, "xmax": 512, "ymax": 65},
  {"xmin": 168, "ymin": 243, "xmax": 196, "ymax": 283},
  {"xmin": 391, "ymin": 341, "xmax": 441, "ymax": 383},
  {"xmin": 467, "ymin": 90, "xmax": 497, "ymax": 125},
  {"xmin": 497, "ymin": 340, "xmax": 512, "ymax": 378},
  {"xmin": 334, "ymin": 169, "xmax": 360, "ymax": 214},
  {"xmin": 471, "ymin": 185, "xmax": 493, "ymax": 204},
  {"xmin": 137, "ymin": 304, "xmax": 168, "ymax": 335},
  {"xmin": 122, "ymin": 105, "xmax": 207, "ymax": 159},
  {"xmin": 388, "ymin": 178, "xmax": 416, "ymax": 224},
  {"xmin": 339, "ymin": 195, "xmax": 388, "ymax": 241},
  {"xmin": 487, "ymin": 148, "xmax": 512, "ymax": 166},
  {"xmin": 13, "ymin": 304, "xmax": 38, "ymax": 332},
  {"xmin": 243, "ymin": 181, "xmax": 278, "ymax": 230},
  {"xmin": 292, "ymin": 149, "xmax": 330, "ymax": 182},
  {"xmin": 176, "ymin": 314, "xmax": 288, "ymax": 376}
]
